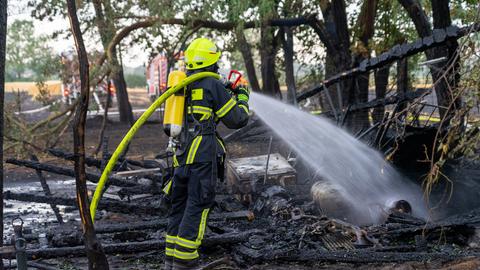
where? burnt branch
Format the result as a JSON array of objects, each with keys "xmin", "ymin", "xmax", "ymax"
[{"xmin": 66, "ymin": 0, "xmax": 109, "ymax": 268}]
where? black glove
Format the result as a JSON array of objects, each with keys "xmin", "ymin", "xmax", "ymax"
[{"xmin": 235, "ymin": 85, "xmax": 250, "ymax": 105}]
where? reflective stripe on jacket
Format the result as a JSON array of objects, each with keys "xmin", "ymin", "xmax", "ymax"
[{"xmin": 174, "ymin": 75, "xmax": 249, "ymax": 165}]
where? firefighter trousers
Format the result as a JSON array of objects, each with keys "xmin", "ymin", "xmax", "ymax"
[{"xmin": 165, "ymin": 162, "xmax": 217, "ymax": 270}]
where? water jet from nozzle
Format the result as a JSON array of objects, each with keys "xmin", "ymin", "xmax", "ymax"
[{"xmin": 249, "ymin": 92, "xmax": 427, "ymax": 224}]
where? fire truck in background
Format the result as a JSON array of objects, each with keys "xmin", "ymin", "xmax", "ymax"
[{"xmin": 146, "ymin": 52, "xmax": 184, "ymax": 100}]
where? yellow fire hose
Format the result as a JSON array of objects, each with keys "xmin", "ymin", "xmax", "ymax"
[{"xmin": 90, "ymin": 72, "xmax": 220, "ymax": 222}]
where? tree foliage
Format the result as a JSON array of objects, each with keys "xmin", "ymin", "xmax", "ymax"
[{"xmin": 5, "ymin": 20, "xmax": 60, "ymax": 82}]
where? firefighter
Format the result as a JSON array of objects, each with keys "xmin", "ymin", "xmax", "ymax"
[{"xmin": 164, "ymin": 37, "xmax": 250, "ymax": 270}]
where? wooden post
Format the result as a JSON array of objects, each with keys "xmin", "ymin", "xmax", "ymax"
[
  {"xmin": 282, "ymin": 26, "xmax": 297, "ymax": 105},
  {"xmin": 397, "ymin": 58, "xmax": 409, "ymax": 114},
  {"xmin": 373, "ymin": 64, "xmax": 391, "ymax": 124}
]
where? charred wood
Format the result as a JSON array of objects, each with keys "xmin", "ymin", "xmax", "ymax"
[
  {"xmin": 47, "ymin": 210, "xmax": 254, "ymax": 242},
  {"xmin": 372, "ymin": 218, "xmax": 477, "ymax": 246},
  {"xmin": 117, "ymin": 185, "xmax": 161, "ymax": 198},
  {"xmin": 296, "ymin": 24, "xmax": 478, "ymax": 102},
  {"xmin": 373, "ymin": 64, "xmax": 391, "ymax": 124},
  {"xmin": 386, "ymin": 212, "xmax": 426, "ymax": 226},
  {"xmin": 2, "ymin": 229, "xmax": 261, "ymax": 259},
  {"xmin": 3, "ymin": 191, "xmax": 167, "ymax": 216},
  {"xmin": 48, "ymin": 148, "xmax": 104, "ymax": 168},
  {"xmin": 6, "ymin": 158, "xmax": 137, "ymax": 187},
  {"xmin": 48, "ymin": 148, "xmax": 139, "ymax": 170},
  {"xmin": 269, "ymin": 249, "xmax": 479, "ymax": 264},
  {"xmin": 26, "ymin": 262, "xmax": 57, "ymax": 270},
  {"xmin": 349, "ymin": 88, "xmax": 429, "ymax": 113},
  {"xmin": 30, "ymin": 155, "xmax": 63, "ymax": 224}
]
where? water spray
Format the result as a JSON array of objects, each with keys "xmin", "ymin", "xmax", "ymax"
[{"xmin": 249, "ymin": 92, "xmax": 427, "ymax": 224}]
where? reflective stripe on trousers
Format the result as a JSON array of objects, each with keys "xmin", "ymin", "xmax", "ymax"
[
  {"xmin": 165, "ymin": 208, "xmax": 210, "ymax": 262},
  {"xmin": 186, "ymin": 136, "xmax": 203, "ymax": 164}
]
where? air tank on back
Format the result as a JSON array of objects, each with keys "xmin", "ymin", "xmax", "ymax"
[{"xmin": 163, "ymin": 70, "xmax": 187, "ymax": 146}]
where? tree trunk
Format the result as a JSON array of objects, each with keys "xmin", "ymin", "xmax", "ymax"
[
  {"xmin": 260, "ymin": 24, "xmax": 281, "ymax": 97},
  {"xmin": 346, "ymin": 0, "xmax": 378, "ymax": 131},
  {"xmin": 235, "ymin": 29, "xmax": 261, "ymax": 92},
  {"xmin": 111, "ymin": 59, "xmax": 134, "ymax": 124},
  {"xmin": 281, "ymin": 27, "xmax": 297, "ymax": 104},
  {"xmin": 373, "ymin": 64, "xmax": 391, "ymax": 124},
  {"xmin": 94, "ymin": 79, "xmax": 112, "ymax": 156},
  {"xmin": 66, "ymin": 0, "xmax": 109, "ymax": 269},
  {"xmin": 430, "ymin": 0, "xmax": 460, "ymax": 118},
  {"xmin": 0, "ymin": 1, "xmax": 6, "ymax": 268},
  {"xmin": 324, "ymin": 50, "xmax": 349, "ymax": 110},
  {"xmin": 350, "ymin": 72, "xmax": 371, "ymax": 130},
  {"xmin": 92, "ymin": 0, "xmax": 134, "ymax": 124},
  {"xmin": 318, "ymin": 0, "xmax": 352, "ymax": 120},
  {"xmin": 398, "ymin": 0, "xmax": 460, "ymax": 119}
]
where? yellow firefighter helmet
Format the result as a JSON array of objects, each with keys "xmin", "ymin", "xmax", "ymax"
[{"xmin": 184, "ymin": 38, "xmax": 221, "ymax": 70}]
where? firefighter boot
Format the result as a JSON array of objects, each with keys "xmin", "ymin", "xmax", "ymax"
[
  {"xmin": 173, "ymin": 257, "xmax": 199, "ymax": 270},
  {"xmin": 164, "ymin": 255, "xmax": 173, "ymax": 270}
]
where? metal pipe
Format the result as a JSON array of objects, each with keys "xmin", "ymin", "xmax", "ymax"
[{"xmin": 12, "ymin": 219, "xmax": 27, "ymax": 270}]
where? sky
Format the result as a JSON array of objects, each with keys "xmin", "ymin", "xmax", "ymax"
[{"xmin": 7, "ymin": 0, "xmax": 148, "ymax": 68}]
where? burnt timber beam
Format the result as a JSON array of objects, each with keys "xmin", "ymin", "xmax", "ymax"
[
  {"xmin": 296, "ymin": 23, "xmax": 480, "ymax": 102},
  {"xmin": 5, "ymin": 158, "xmax": 137, "ymax": 187},
  {"xmin": 48, "ymin": 210, "xmax": 254, "ymax": 238},
  {"xmin": 348, "ymin": 88, "xmax": 431, "ymax": 113},
  {"xmin": 269, "ymin": 249, "xmax": 480, "ymax": 264},
  {"xmin": 47, "ymin": 148, "xmax": 160, "ymax": 169},
  {"xmin": 1, "ymin": 229, "xmax": 262, "ymax": 259},
  {"xmin": 30, "ymin": 155, "xmax": 64, "ymax": 224},
  {"xmin": 3, "ymin": 191, "xmax": 165, "ymax": 216}
]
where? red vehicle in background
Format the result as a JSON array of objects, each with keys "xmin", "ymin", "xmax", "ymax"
[{"xmin": 146, "ymin": 52, "xmax": 184, "ymax": 100}]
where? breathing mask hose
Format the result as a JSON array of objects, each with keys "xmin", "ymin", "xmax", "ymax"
[{"xmin": 90, "ymin": 72, "xmax": 220, "ymax": 222}]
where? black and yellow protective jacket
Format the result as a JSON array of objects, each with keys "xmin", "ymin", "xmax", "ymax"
[{"xmin": 173, "ymin": 71, "xmax": 250, "ymax": 167}]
